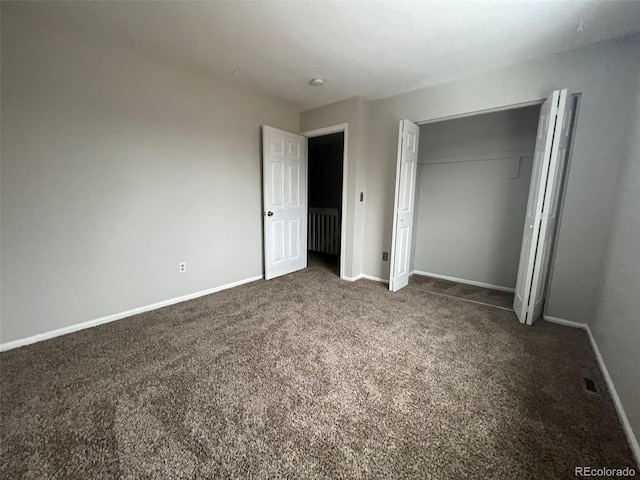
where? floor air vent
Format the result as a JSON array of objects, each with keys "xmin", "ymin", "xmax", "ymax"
[{"xmin": 580, "ymin": 367, "xmax": 601, "ymax": 395}]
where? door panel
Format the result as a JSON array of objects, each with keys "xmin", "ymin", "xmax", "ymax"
[
  {"xmin": 397, "ymin": 225, "xmax": 410, "ymax": 276},
  {"xmin": 389, "ymin": 119, "xmax": 420, "ymax": 292},
  {"xmin": 289, "ymin": 218, "xmax": 300, "ymax": 258},
  {"xmin": 527, "ymin": 89, "xmax": 573, "ymax": 324},
  {"xmin": 263, "ymin": 126, "xmax": 307, "ymax": 280},
  {"xmin": 271, "ymin": 162, "xmax": 283, "ymax": 205},
  {"xmin": 514, "ymin": 92, "xmax": 558, "ymax": 323},
  {"xmin": 513, "ymin": 89, "xmax": 572, "ymax": 324},
  {"xmin": 271, "ymin": 219, "xmax": 285, "ymax": 262},
  {"xmin": 288, "ymin": 164, "xmax": 300, "ymax": 205}
]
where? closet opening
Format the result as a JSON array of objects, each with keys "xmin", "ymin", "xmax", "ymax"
[
  {"xmin": 389, "ymin": 90, "xmax": 578, "ymax": 325},
  {"xmin": 414, "ymin": 104, "xmax": 542, "ymax": 294}
]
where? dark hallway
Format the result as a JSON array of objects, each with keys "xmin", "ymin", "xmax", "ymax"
[{"xmin": 308, "ymin": 132, "xmax": 344, "ymax": 276}]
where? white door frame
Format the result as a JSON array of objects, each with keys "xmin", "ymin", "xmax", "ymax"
[{"xmin": 301, "ymin": 123, "xmax": 349, "ymax": 280}]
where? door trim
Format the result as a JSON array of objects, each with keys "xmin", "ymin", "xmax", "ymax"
[{"xmin": 301, "ymin": 123, "xmax": 349, "ymax": 280}]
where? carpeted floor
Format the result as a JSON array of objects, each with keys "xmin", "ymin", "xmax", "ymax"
[
  {"xmin": 0, "ymin": 261, "xmax": 635, "ymax": 479},
  {"xmin": 409, "ymin": 274, "xmax": 515, "ymax": 309}
]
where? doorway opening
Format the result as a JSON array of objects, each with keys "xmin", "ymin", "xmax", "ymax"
[
  {"xmin": 306, "ymin": 131, "xmax": 345, "ymax": 278},
  {"xmin": 414, "ymin": 104, "xmax": 542, "ymax": 291},
  {"xmin": 389, "ymin": 90, "xmax": 578, "ymax": 326}
]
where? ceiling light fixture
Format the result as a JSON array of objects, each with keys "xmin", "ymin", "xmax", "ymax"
[{"xmin": 309, "ymin": 78, "xmax": 325, "ymax": 87}]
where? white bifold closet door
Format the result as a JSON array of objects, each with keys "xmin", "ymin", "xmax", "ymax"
[
  {"xmin": 389, "ymin": 119, "xmax": 420, "ymax": 292},
  {"xmin": 514, "ymin": 89, "xmax": 573, "ymax": 325},
  {"xmin": 262, "ymin": 126, "xmax": 307, "ymax": 280}
]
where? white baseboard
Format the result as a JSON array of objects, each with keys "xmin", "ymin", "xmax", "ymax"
[
  {"xmin": 585, "ymin": 324, "xmax": 640, "ymax": 468},
  {"xmin": 543, "ymin": 315, "xmax": 640, "ymax": 468},
  {"xmin": 411, "ymin": 270, "xmax": 515, "ymax": 293},
  {"xmin": 343, "ymin": 273, "xmax": 388, "ymax": 284},
  {"xmin": 342, "ymin": 274, "xmax": 363, "ymax": 282},
  {"xmin": 361, "ymin": 274, "xmax": 388, "ymax": 283},
  {"xmin": 542, "ymin": 315, "xmax": 587, "ymax": 330},
  {"xmin": 0, "ymin": 275, "xmax": 263, "ymax": 352}
]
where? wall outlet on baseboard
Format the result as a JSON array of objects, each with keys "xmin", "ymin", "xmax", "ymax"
[
  {"xmin": 382, "ymin": 252, "xmax": 388, "ymax": 261},
  {"xmin": 179, "ymin": 262, "xmax": 187, "ymax": 273}
]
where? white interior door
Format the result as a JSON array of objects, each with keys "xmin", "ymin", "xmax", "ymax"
[
  {"xmin": 262, "ymin": 126, "xmax": 307, "ymax": 280},
  {"xmin": 389, "ymin": 119, "xmax": 420, "ymax": 292},
  {"xmin": 514, "ymin": 89, "xmax": 572, "ymax": 325}
]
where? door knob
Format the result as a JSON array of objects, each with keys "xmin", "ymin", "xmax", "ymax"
[{"xmin": 266, "ymin": 211, "xmax": 274, "ymax": 217}]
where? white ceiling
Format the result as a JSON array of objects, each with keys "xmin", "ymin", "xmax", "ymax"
[{"xmin": 10, "ymin": 1, "xmax": 640, "ymax": 110}]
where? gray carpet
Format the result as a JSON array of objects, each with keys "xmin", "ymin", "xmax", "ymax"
[
  {"xmin": 410, "ymin": 274, "xmax": 515, "ymax": 309},
  {"xmin": 0, "ymin": 261, "xmax": 635, "ymax": 479}
]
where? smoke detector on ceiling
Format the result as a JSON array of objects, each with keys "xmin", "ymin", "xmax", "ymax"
[{"xmin": 309, "ymin": 78, "xmax": 325, "ymax": 87}]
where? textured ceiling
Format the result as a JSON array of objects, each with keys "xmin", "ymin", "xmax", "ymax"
[{"xmin": 6, "ymin": 1, "xmax": 640, "ymax": 110}]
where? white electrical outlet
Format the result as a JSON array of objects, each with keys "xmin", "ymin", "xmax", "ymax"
[{"xmin": 179, "ymin": 262, "xmax": 186, "ymax": 273}]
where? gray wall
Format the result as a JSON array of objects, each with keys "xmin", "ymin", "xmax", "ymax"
[
  {"xmin": 413, "ymin": 107, "xmax": 539, "ymax": 289},
  {"xmin": 360, "ymin": 33, "xmax": 640, "ymax": 447},
  {"xmin": 0, "ymin": 8, "xmax": 299, "ymax": 344},
  {"xmin": 418, "ymin": 106, "xmax": 541, "ymax": 160},
  {"xmin": 590, "ymin": 75, "xmax": 640, "ymax": 454}
]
